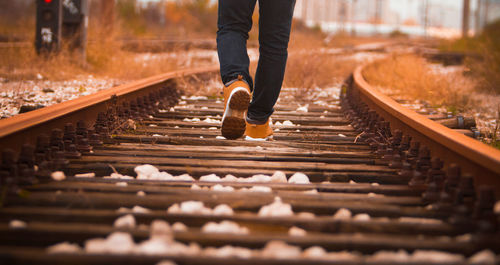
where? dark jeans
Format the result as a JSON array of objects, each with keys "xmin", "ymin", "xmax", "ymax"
[{"xmin": 217, "ymin": 0, "xmax": 296, "ymax": 122}]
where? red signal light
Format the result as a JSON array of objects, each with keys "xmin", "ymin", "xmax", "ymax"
[{"xmin": 44, "ymin": 0, "xmax": 53, "ymax": 3}]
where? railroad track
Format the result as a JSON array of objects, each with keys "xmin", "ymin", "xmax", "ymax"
[{"xmin": 0, "ymin": 58, "xmax": 499, "ymax": 264}]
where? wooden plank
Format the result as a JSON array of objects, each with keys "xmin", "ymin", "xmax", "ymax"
[
  {"xmin": 72, "ymin": 156, "xmax": 393, "ymax": 174},
  {"xmin": 65, "ymin": 164, "xmax": 406, "ymax": 184},
  {"xmin": 87, "ymin": 150, "xmax": 374, "ymax": 165},
  {"xmin": 112, "ymin": 135, "xmax": 371, "ymax": 151},
  {"xmin": 0, "ymin": 206, "xmax": 461, "ymax": 235},
  {"xmin": 4, "ymin": 191, "xmax": 437, "ymax": 218},
  {"xmin": 26, "ymin": 181, "xmax": 422, "ymax": 205},
  {"xmin": 0, "ymin": 222, "xmax": 480, "ymax": 254},
  {"xmin": 97, "ymin": 143, "xmax": 374, "ymax": 159}
]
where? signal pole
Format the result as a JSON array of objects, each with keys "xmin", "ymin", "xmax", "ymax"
[
  {"xmin": 35, "ymin": 0, "xmax": 63, "ymax": 54},
  {"xmin": 423, "ymin": 0, "xmax": 429, "ymax": 38},
  {"xmin": 462, "ymin": 0, "xmax": 470, "ymax": 37},
  {"xmin": 302, "ymin": 0, "xmax": 308, "ymax": 24},
  {"xmin": 351, "ymin": 0, "xmax": 357, "ymax": 36},
  {"xmin": 475, "ymin": 0, "xmax": 481, "ymax": 35},
  {"xmin": 374, "ymin": 0, "xmax": 383, "ymax": 34}
]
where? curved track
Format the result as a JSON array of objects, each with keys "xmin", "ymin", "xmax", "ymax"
[{"xmin": 0, "ymin": 55, "xmax": 499, "ymax": 264}]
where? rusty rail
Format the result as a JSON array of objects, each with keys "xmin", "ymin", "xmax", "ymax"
[
  {"xmin": 0, "ymin": 51, "xmax": 499, "ymax": 264},
  {"xmin": 0, "ymin": 66, "xmax": 219, "ymax": 153},
  {"xmin": 344, "ymin": 63, "xmax": 500, "ymax": 196}
]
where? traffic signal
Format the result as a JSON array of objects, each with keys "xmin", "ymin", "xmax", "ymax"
[
  {"xmin": 62, "ymin": 0, "xmax": 88, "ymax": 58},
  {"xmin": 35, "ymin": 0, "xmax": 62, "ymax": 54}
]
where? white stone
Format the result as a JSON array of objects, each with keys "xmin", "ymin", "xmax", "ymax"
[
  {"xmin": 180, "ymin": 201, "xmax": 211, "ymax": 214},
  {"xmin": 150, "ymin": 219, "xmax": 172, "ymax": 239},
  {"xmin": 297, "ymin": 212, "xmax": 316, "ymax": 219},
  {"xmin": 106, "ymin": 173, "xmax": 134, "ymax": 179},
  {"xmin": 47, "ymin": 242, "xmax": 82, "ymax": 254},
  {"xmin": 215, "ymin": 136, "xmax": 226, "ymax": 139},
  {"xmin": 167, "ymin": 203, "xmax": 181, "ymax": 214},
  {"xmin": 51, "ymin": 171, "xmax": 66, "ymax": 181},
  {"xmin": 288, "ymin": 226, "xmax": 307, "ymax": 236},
  {"xmin": 116, "ymin": 181, "xmax": 128, "ymax": 187},
  {"xmin": 74, "ymin": 173, "xmax": 95, "ymax": 178},
  {"xmin": 303, "ymin": 189, "xmax": 318, "ymax": 194},
  {"xmin": 191, "ymin": 184, "xmax": 202, "ymax": 190},
  {"xmin": 174, "ymin": 173, "xmax": 194, "ymax": 181},
  {"xmin": 172, "ymin": 222, "xmax": 188, "ymax": 232},
  {"xmin": 324, "ymin": 251, "xmax": 361, "ymax": 261},
  {"xmin": 353, "ymin": 213, "xmax": 371, "ymax": 221},
  {"xmin": 303, "ymin": 246, "xmax": 327, "ymax": 258},
  {"xmin": 244, "ymin": 174, "xmax": 271, "ymax": 183},
  {"xmin": 258, "ymin": 197, "xmax": 294, "ymax": 217},
  {"xmin": 135, "ymin": 238, "xmax": 171, "ymax": 255},
  {"xmin": 469, "ymin": 249, "xmax": 496, "ymax": 265},
  {"xmin": 411, "ymin": 250, "xmax": 464, "ymax": 263},
  {"xmin": 282, "ymin": 120, "xmax": 295, "ymax": 126},
  {"xmin": 398, "ymin": 217, "xmax": 443, "ymax": 225},
  {"xmin": 211, "ymin": 184, "xmax": 235, "ymax": 192},
  {"xmin": 333, "ymin": 208, "xmax": 352, "ymax": 220},
  {"xmin": 368, "ymin": 250, "xmax": 410, "ymax": 262},
  {"xmin": 114, "ymin": 214, "xmax": 136, "ymax": 229},
  {"xmin": 9, "ymin": 220, "xmax": 27, "ymax": 229},
  {"xmin": 135, "ymin": 164, "xmax": 159, "ymax": 179},
  {"xmin": 494, "ymin": 200, "xmax": 500, "ymax": 214},
  {"xmin": 204, "ymin": 245, "xmax": 253, "ymax": 259},
  {"xmin": 156, "ymin": 260, "xmax": 177, "ymax": 265},
  {"xmin": 85, "ymin": 232, "xmax": 135, "ymax": 254},
  {"xmin": 247, "ymin": 186, "xmax": 272, "ymax": 193},
  {"xmin": 132, "ymin": 205, "xmax": 151, "ymax": 214},
  {"xmin": 261, "ymin": 240, "xmax": 301, "ymax": 259},
  {"xmin": 212, "ymin": 204, "xmax": 234, "ymax": 216},
  {"xmin": 199, "ymin": 174, "xmax": 221, "ymax": 182},
  {"xmin": 202, "ymin": 220, "xmax": 249, "ymax": 235},
  {"xmin": 288, "ymin": 172, "xmax": 310, "ymax": 184},
  {"xmin": 455, "ymin": 233, "xmax": 472, "ymax": 242},
  {"xmin": 221, "ymin": 174, "xmax": 238, "ymax": 182},
  {"xmin": 296, "ymin": 105, "xmax": 308, "ymax": 113},
  {"xmin": 203, "ymin": 117, "xmax": 220, "ymax": 123},
  {"xmin": 271, "ymin": 171, "xmax": 287, "ymax": 183},
  {"xmin": 137, "ymin": 191, "xmax": 146, "ymax": 196}
]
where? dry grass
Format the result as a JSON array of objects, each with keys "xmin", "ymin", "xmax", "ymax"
[
  {"xmin": 0, "ymin": 43, "xmax": 181, "ymax": 81},
  {"xmin": 439, "ymin": 20, "xmax": 500, "ymax": 94},
  {"xmin": 285, "ymin": 52, "xmax": 356, "ymax": 89},
  {"xmin": 362, "ymin": 54, "xmax": 477, "ymax": 114}
]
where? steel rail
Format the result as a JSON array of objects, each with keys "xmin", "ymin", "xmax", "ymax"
[
  {"xmin": 0, "ymin": 65, "xmax": 219, "ymax": 152},
  {"xmin": 351, "ymin": 63, "xmax": 500, "ymax": 195}
]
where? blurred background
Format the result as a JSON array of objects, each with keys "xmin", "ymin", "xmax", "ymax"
[
  {"xmin": 0, "ymin": 0, "xmax": 499, "ymax": 93},
  {"xmin": 2, "ymin": 0, "xmax": 500, "ymax": 41},
  {"xmin": 0, "ymin": 0, "xmax": 499, "ymax": 146}
]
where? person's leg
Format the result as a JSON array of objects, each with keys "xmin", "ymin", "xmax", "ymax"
[
  {"xmin": 217, "ymin": 0, "xmax": 257, "ymax": 89},
  {"xmin": 247, "ymin": 0, "xmax": 296, "ymax": 122}
]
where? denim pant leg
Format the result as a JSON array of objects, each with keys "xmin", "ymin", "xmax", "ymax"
[
  {"xmin": 247, "ymin": 0, "xmax": 296, "ymax": 122},
  {"xmin": 216, "ymin": 0, "xmax": 257, "ymax": 89}
]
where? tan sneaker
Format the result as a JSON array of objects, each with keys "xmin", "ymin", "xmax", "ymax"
[
  {"xmin": 244, "ymin": 118, "xmax": 273, "ymax": 141},
  {"xmin": 221, "ymin": 75, "xmax": 251, "ymax": 139}
]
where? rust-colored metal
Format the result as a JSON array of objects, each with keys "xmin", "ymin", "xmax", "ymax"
[
  {"xmin": 352, "ymin": 64, "xmax": 500, "ymax": 196},
  {"xmin": 0, "ymin": 66, "xmax": 219, "ymax": 153}
]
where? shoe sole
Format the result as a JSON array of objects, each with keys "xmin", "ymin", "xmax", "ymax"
[{"xmin": 221, "ymin": 88, "xmax": 250, "ymax": 140}]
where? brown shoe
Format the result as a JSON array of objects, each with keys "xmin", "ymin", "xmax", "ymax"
[
  {"xmin": 221, "ymin": 75, "xmax": 251, "ymax": 139},
  {"xmin": 244, "ymin": 118, "xmax": 273, "ymax": 141}
]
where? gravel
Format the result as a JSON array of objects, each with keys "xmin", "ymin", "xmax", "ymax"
[{"xmin": 0, "ymin": 75, "xmax": 124, "ymax": 119}]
